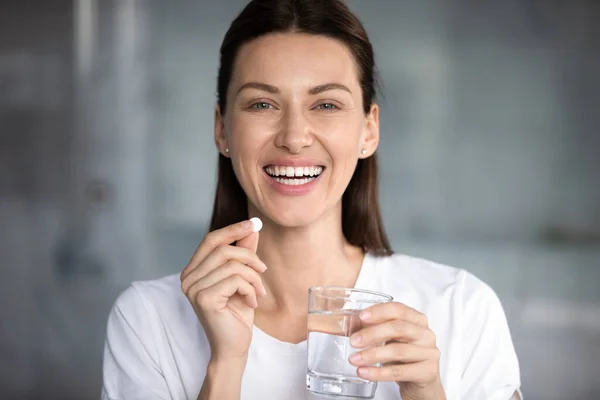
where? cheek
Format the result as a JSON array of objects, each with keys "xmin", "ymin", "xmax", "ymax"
[
  {"xmin": 319, "ymin": 110, "xmax": 364, "ymax": 139},
  {"xmin": 227, "ymin": 121, "xmax": 272, "ymax": 187},
  {"xmin": 319, "ymin": 136, "xmax": 361, "ymax": 187},
  {"xmin": 228, "ymin": 113, "xmax": 277, "ymax": 149},
  {"xmin": 318, "ymin": 121, "xmax": 364, "ymax": 158}
]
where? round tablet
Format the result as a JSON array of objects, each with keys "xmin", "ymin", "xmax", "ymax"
[{"xmin": 249, "ymin": 217, "xmax": 263, "ymax": 233}]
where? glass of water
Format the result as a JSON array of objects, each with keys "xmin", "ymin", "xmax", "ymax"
[{"xmin": 306, "ymin": 286, "xmax": 393, "ymax": 399}]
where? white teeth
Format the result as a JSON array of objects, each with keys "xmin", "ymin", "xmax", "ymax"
[
  {"xmin": 264, "ymin": 165, "xmax": 323, "ymax": 179},
  {"xmin": 307, "ymin": 166, "xmax": 323, "ymax": 177},
  {"xmin": 273, "ymin": 177, "xmax": 314, "ymax": 185}
]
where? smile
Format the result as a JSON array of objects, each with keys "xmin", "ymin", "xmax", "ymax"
[{"xmin": 264, "ymin": 165, "xmax": 324, "ymax": 186}]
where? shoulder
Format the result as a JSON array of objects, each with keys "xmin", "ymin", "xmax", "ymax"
[
  {"xmin": 373, "ymin": 253, "xmax": 492, "ymax": 295},
  {"xmin": 111, "ymin": 274, "xmax": 191, "ymax": 326},
  {"xmin": 130, "ymin": 273, "xmax": 184, "ymax": 303},
  {"xmin": 369, "ymin": 253, "xmax": 503, "ymax": 318},
  {"xmin": 114, "ymin": 273, "xmax": 182, "ymax": 307}
]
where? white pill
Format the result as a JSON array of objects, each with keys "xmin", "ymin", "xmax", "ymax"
[{"xmin": 249, "ymin": 217, "xmax": 263, "ymax": 233}]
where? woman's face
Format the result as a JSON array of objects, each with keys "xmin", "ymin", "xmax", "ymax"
[{"xmin": 215, "ymin": 32, "xmax": 379, "ymax": 228}]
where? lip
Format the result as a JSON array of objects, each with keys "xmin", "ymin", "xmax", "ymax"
[{"xmin": 262, "ymin": 157, "xmax": 325, "ymax": 168}]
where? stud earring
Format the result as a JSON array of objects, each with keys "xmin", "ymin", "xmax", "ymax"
[
  {"xmin": 361, "ymin": 149, "xmax": 367, "ymax": 155},
  {"xmin": 225, "ymin": 148, "xmax": 229, "ymax": 154}
]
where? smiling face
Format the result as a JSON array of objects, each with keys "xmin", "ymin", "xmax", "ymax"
[{"xmin": 215, "ymin": 32, "xmax": 379, "ymax": 228}]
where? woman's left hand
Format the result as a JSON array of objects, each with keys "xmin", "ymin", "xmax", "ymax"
[{"xmin": 348, "ymin": 302, "xmax": 446, "ymax": 400}]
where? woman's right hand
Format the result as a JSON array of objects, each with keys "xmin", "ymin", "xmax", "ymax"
[{"xmin": 180, "ymin": 219, "xmax": 267, "ymax": 363}]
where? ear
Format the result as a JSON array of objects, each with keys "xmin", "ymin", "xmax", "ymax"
[
  {"xmin": 214, "ymin": 105, "xmax": 229, "ymax": 156},
  {"xmin": 360, "ymin": 103, "xmax": 380, "ymax": 158}
]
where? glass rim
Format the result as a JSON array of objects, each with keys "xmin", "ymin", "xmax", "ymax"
[{"xmin": 308, "ymin": 286, "xmax": 393, "ymax": 303}]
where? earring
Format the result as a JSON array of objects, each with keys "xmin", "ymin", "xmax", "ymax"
[
  {"xmin": 361, "ymin": 149, "xmax": 367, "ymax": 155},
  {"xmin": 225, "ymin": 148, "xmax": 229, "ymax": 154}
]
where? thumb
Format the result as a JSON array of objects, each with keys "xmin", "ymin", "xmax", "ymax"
[
  {"xmin": 236, "ymin": 217, "xmax": 262, "ymax": 252},
  {"xmin": 236, "ymin": 231, "xmax": 259, "ymax": 252}
]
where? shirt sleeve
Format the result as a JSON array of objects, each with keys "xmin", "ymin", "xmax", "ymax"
[
  {"xmin": 102, "ymin": 285, "xmax": 170, "ymax": 400},
  {"xmin": 459, "ymin": 272, "xmax": 522, "ymax": 399}
]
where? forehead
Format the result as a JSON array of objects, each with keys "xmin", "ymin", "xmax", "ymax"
[{"xmin": 231, "ymin": 32, "xmax": 361, "ymax": 90}]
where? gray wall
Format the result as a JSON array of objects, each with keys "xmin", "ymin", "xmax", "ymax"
[{"xmin": 1, "ymin": 0, "xmax": 599, "ymax": 399}]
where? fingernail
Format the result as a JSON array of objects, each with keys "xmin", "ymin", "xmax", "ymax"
[
  {"xmin": 350, "ymin": 334, "xmax": 361, "ymax": 346},
  {"xmin": 349, "ymin": 353, "xmax": 361, "ymax": 363},
  {"xmin": 241, "ymin": 220, "xmax": 252, "ymax": 229},
  {"xmin": 262, "ymin": 287, "xmax": 267, "ymax": 296},
  {"xmin": 357, "ymin": 367, "xmax": 369, "ymax": 377},
  {"xmin": 360, "ymin": 311, "xmax": 371, "ymax": 321}
]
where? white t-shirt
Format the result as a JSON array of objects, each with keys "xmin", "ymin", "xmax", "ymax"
[{"xmin": 101, "ymin": 253, "xmax": 521, "ymax": 400}]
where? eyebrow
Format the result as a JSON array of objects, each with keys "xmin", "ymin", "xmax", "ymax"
[
  {"xmin": 236, "ymin": 81, "xmax": 352, "ymax": 96},
  {"xmin": 308, "ymin": 83, "xmax": 352, "ymax": 95},
  {"xmin": 236, "ymin": 82, "xmax": 279, "ymax": 95}
]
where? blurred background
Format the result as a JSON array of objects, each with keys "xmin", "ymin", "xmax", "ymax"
[{"xmin": 1, "ymin": 0, "xmax": 599, "ymax": 398}]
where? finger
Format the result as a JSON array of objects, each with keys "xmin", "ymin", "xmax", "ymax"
[
  {"xmin": 185, "ymin": 260, "xmax": 266, "ymax": 298},
  {"xmin": 237, "ymin": 217, "xmax": 261, "ymax": 251},
  {"xmin": 237, "ymin": 231, "xmax": 259, "ymax": 252},
  {"xmin": 357, "ymin": 361, "xmax": 435, "ymax": 382},
  {"xmin": 181, "ymin": 220, "xmax": 255, "ymax": 280},
  {"xmin": 349, "ymin": 343, "xmax": 440, "ymax": 367},
  {"xmin": 350, "ymin": 320, "xmax": 433, "ymax": 348},
  {"xmin": 181, "ymin": 245, "xmax": 267, "ymax": 292},
  {"xmin": 196, "ymin": 274, "xmax": 258, "ymax": 310},
  {"xmin": 359, "ymin": 302, "xmax": 428, "ymax": 328}
]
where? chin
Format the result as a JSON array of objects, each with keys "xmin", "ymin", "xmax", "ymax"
[
  {"xmin": 251, "ymin": 194, "xmax": 343, "ymax": 230},
  {"xmin": 261, "ymin": 205, "xmax": 325, "ymax": 229}
]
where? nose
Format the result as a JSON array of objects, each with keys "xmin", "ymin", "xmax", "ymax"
[{"xmin": 274, "ymin": 109, "xmax": 314, "ymax": 153}]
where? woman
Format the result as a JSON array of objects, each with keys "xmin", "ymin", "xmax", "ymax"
[{"xmin": 102, "ymin": 0, "xmax": 521, "ymax": 399}]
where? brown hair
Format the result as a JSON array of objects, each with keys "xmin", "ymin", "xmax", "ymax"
[{"xmin": 210, "ymin": 0, "xmax": 392, "ymax": 256}]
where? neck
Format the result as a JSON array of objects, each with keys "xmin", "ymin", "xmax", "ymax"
[{"xmin": 253, "ymin": 206, "xmax": 364, "ymax": 316}]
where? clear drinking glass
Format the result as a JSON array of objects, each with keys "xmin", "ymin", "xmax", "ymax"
[{"xmin": 306, "ymin": 286, "xmax": 393, "ymax": 399}]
